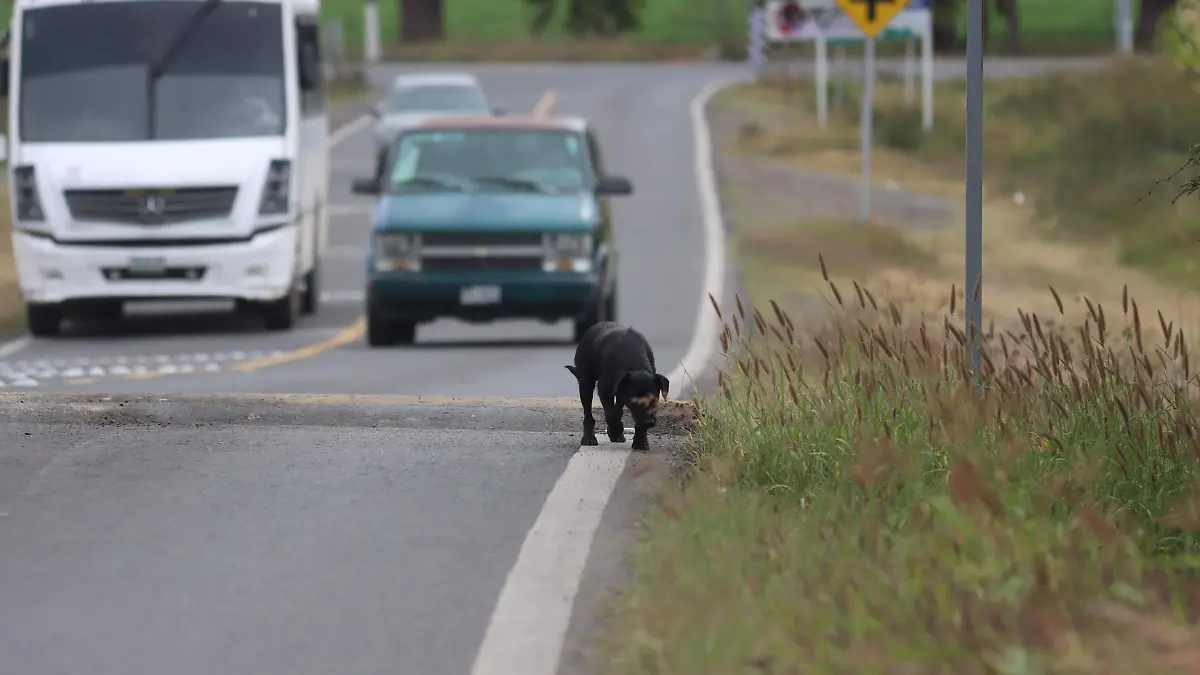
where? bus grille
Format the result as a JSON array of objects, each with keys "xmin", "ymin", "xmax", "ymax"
[{"xmin": 64, "ymin": 186, "xmax": 239, "ymax": 225}]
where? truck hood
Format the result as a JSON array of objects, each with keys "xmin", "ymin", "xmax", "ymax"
[
  {"xmin": 372, "ymin": 192, "xmax": 597, "ymax": 232},
  {"xmin": 18, "ymin": 137, "xmax": 288, "ymax": 241}
]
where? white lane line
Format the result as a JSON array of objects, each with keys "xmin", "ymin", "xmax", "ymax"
[
  {"xmin": 0, "ymin": 336, "xmax": 30, "ymax": 359},
  {"xmin": 468, "ymin": 78, "xmax": 739, "ymax": 675},
  {"xmin": 0, "ymin": 112, "xmax": 376, "ymax": 361}
]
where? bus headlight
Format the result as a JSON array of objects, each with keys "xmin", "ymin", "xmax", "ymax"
[
  {"xmin": 258, "ymin": 159, "xmax": 291, "ymax": 216},
  {"xmin": 13, "ymin": 165, "xmax": 46, "ymax": 226},
  {"xmin": 543, "ymin": 233, "xmax": 592, "ymax": 272},
  {"xmin": 373, "ymin": 233, "xmax": 420, "ymax": 272}
]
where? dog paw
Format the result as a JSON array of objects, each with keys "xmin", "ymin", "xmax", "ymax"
[
  {"xmin": 630, "ymin": 437, "xmax": 649, "ymax": 451},
  {"xmin": 581, "ymin": 435, "xmax": 599, "ymax": 446}
]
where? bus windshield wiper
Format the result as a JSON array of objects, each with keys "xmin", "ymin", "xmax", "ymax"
[
  {"xmin": 471, "ymin": 176, "xmax": 549, "ymax": 192},
  {"xmin": 146, "ymin": 0, "xmax": 223, "ymax": 137},
  {"xmin": 389, "ymin": 176, "xmax": 465, "ymax": 191}
]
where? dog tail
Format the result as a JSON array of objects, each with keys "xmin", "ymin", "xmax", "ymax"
[{"xmin": 565, "ymin": 365, "xmax": 580, "ymax": 379}]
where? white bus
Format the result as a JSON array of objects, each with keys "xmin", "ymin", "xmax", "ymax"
[{"xmin": 2, "ymin": 0, "xmax": 330, "ymax": 336}]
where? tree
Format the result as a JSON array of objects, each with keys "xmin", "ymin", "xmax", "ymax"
[
  {"xmin": 1138, "ymin": 0, "xmax": 1180, "ymax": 49},
  {"xmin": 522, "ymin": 0, "xmax": 646, "ymax": 37},
  {"xmin": 400, "ymin": 0, "xmax": 444, "ymax": 43}
]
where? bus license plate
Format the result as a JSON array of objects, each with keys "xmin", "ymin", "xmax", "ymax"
[
  {"xmin": 460, "ymin": 285, "xmax": 501, "ymax": 306},
  {"xmin": 128, "ymin": 256, "xmax": 168, "ymax": 277}
]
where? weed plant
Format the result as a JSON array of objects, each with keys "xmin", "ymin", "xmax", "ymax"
[{"xmin": 605, "ymin": 258, "xmax": 1200, "ymax": 674}]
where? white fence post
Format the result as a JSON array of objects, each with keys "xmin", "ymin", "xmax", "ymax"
[
  {"xmin": 363, "ymin": 0, "xmax": 381, "ymax": 64},
  {"xmin": 748, "ymin": 8, "xmax": 766, "ymax": 79}
]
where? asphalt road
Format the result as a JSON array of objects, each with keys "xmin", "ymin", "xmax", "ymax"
[
  {"xmin": 0, "ymin": 58, "xmax": 1120, "ymax": 675},
  {"xmin": 0, "ymin": 63, "xmax": 734, "ymax": 398},
  {"xmin": 0, "ymin": 393, "xmax": 681, "ymax": 675}
]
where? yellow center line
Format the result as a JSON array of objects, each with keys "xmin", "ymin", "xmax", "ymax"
[
  {"xmin": 532, "ymin": 90, "xmax": 557, "ymax": 117},
  {"xmin": 222, "ymin": 89, "xmax": 557, "ymax": 376},
  {"xmin": 230, "ymin": 317, "xmax": 367, "ymax": 373},
  {"xmin": 67, "ymin": 377, "xmax": 100, "ymax": 385}
]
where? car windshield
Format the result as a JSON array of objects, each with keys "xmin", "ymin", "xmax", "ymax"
[
  {"xmin": 18, "ymin": 1, "xmax": 286, "ymax": 142},
  {"xmin": 385, "ymin": 85, "xmax": 489, "ymax": 114},
  {"xmin": 385, "ymin": 128, "xmax": 594, "ymax": 194}
]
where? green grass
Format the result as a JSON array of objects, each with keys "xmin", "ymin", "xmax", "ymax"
[
  {"xmin": 320, "ymin": 0, "xmax": 1124, "ymax": 52},
  {"xmin": 727, "ymin": 58, "xmax": 1200, "ymax": 290},
  {"xmin": 600, "ymin": 276, "xmax": 1200, "ymax": 674}
]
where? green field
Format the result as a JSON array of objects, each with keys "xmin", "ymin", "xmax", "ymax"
[
  {"xmin": 320, "ymin": 0, "xmax": 1128, "ymax": 51},
  {"xmin": 0, "ymin": 0, "xmax": 1141, "ymax": 56}
]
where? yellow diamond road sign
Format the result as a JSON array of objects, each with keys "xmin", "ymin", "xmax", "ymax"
[{"xmin": 834, "ymin": 0, "xmax": 911, "ymax": 38}]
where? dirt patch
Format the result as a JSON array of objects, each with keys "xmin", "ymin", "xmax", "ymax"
[{"xmin": 708, "ymin": 77, "xmax": 1200, "ymax": 338}]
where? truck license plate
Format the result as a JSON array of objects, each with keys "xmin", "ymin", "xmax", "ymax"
[
  {"xmin": 127, "ymin": 256, "xmax": 168, "ymax": 277},
  {"xmin": 460, "ymin": 285, "xmax": 501, "ymax": 306}
]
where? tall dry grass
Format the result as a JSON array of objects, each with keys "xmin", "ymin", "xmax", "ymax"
[{"xmin": 604, "ymin": 258, "xmax": 1200, "ymax": 674}]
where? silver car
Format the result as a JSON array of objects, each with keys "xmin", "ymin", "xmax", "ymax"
[{"xmin": 370, "ymin": 73, "xmax": 496, "ymax": 179}]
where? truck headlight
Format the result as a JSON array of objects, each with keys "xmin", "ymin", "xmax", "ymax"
[
  {"xmin": 13, "ymin": 165, "xmax": 47, "ymax": 227},
  {"xmin": 543, "ymin": 233, "xmax": 592, "ymax": 272},
  {"xmin": 258, "ymin": 159, "xmax": 291, "ymax": 216},
  {"xmin": 373, "ymin": 232, "xmax": 420, "ymax": 272}
]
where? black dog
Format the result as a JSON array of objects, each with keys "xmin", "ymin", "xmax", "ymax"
[{"xmin": 566, "ymin": 322, "xmax": 670, "ymax": 451}]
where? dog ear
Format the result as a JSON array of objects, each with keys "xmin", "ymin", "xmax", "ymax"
[
  {"xmin": 655, "ymin": 373, "xmax": 670, "ymax": 399},
  {"xmin": 565, "ymin": 365, "xmax": 579, "ymax": 379},
  {"xmin": 614, "ymin": 371, "xmax": 633, "ymax": 397}
]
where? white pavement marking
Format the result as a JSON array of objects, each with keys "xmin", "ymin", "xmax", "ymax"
[
  {"xmin": 0, "ymin": 336, "xmax": 30, "ymax": 359},
  {"xmin": 0, "ymin": 112, "xmax": 376, "ymax": 361},
  {"xmin": 469, "ymin": 78, "xmax": 738, "ymax": 675},
  {"xmin": 321, "ymin": 289, "xmax": 365, "ymax": 304},
  {"xmin": 0, "ymin": 349, "xmax": 286, "ymax": 387}
]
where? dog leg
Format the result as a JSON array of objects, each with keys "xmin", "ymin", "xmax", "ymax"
[
  {"xmin": 631, "ymin": 423, "xmax": 650, "ymax": 451},
  {"xmin": 603, "ymin": 396, "xmax": 626, "ymax": 443},
  {"xmin": 579, "ymin": 379, "xmax": 598, "ymax": 446}
]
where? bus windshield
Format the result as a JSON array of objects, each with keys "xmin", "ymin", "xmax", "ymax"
[{"xmin": 18, "ymin": 1, "xmax": 286, "ymax": 143}]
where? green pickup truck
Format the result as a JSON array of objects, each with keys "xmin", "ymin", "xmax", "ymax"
[{"xmin": 351, "ymin": 115, "xmax": 634, "ymax": 347}]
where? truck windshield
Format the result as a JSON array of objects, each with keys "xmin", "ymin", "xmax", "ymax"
[{"xmin": 18, "ymin": 1, "xmax": 286, "ymax": 143}]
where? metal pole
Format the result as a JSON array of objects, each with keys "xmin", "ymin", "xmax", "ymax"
[
  {"xmin": 921, "ymin": 13, "xmax": 933, "ymax": 129},
  {"xmin": 1115, "ymin": 0, "xmax": 1133, "ymax": 55},
  {"xmin": 859, "ymin": 37, "xmax": 874, "ymax": 223},
  {"xmin": 903, "ymin": 38, "xmax": 915, "ymax": 103},
  {"xmin": 834, "ymin": 45, "xmax": 846, "ymax": 110},
  {"xmin": 815, "ymin": 35, "xmax": 828, "ymax": 128},
  {"xmin": 965, "ymin": 0, "xmax": 984, "ymax": 392}
]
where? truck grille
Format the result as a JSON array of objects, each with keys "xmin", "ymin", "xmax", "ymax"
[
  {"xmin": 421, "ymin": 231, "xmax": 542, "ymax": 247},
  {"xmin": 422, "ymin": 257, "xmax": 543, "ymax": 272},
  {"xmin": 64, "ymin": 186, "xmax": 239, "ymax": 225}
]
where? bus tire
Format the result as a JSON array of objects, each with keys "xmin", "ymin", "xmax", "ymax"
[
  {"xmin": 301, "ymin": 262, "xmax": 320, "ymax": 316},
  {"xmin": 26, "ymin": 302, "xmax": 64, "ymax": 337},
  {"xmin": 262, "ymin": 284, "xmax": 300, "ymax": 331}
]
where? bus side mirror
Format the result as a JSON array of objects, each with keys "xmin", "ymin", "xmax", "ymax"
[{"xmin": 0, "ymin": 58, "xmax": 9, "ymax": 98}]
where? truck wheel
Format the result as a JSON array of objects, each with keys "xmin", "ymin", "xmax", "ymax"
[
  {"xmin": 301, "ymin": 263, "xmax": 320, "ymax": 316},
  {"xmin": 262, "ymin": 284, "xmax": 300, "ymax": 331},
  {"xmin": 367, "ymin": 312, "xmax": 416, "ymax": 347},
  {"xmin": 26, "ymin": 303, "xmax": 64, "ymax": 337}
]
